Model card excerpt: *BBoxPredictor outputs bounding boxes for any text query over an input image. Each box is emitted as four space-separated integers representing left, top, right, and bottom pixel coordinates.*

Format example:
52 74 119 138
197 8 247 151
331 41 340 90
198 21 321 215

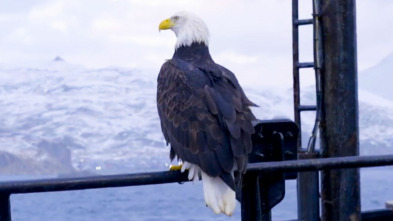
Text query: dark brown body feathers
157 43 256 190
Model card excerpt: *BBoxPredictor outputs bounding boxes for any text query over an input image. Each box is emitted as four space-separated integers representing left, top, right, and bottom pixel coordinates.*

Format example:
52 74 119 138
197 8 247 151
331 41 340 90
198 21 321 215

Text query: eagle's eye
172 16 180 22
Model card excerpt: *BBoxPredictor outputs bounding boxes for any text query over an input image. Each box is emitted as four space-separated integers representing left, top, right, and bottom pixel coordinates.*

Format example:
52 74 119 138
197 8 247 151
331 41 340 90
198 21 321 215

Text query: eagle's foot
169 164 183 171
169 162 200 181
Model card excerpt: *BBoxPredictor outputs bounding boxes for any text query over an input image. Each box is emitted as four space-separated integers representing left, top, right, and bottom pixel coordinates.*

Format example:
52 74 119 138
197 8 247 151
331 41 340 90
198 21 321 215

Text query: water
10 181 242 221
4 167 393 220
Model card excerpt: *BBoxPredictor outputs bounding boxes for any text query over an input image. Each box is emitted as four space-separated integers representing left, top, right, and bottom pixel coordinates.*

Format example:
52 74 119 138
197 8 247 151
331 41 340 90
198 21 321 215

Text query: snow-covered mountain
360 52 393 101
298 86 393 155
0 59 165 175
358 52 393 154
0 58 392 175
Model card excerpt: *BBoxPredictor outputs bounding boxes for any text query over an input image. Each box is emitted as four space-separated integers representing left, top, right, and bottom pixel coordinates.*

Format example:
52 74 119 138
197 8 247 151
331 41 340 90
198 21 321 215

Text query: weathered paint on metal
297 151 320 221
318 0 360 220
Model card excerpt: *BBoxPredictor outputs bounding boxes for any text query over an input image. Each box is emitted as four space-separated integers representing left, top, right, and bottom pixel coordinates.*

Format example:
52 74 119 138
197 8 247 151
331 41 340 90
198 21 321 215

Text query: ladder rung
294 19 313 26
297 62 314 68
298 105 317 111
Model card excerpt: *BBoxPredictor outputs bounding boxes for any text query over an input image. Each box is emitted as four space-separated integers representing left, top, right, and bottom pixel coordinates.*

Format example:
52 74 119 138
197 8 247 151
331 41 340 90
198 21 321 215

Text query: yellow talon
169 164 183 171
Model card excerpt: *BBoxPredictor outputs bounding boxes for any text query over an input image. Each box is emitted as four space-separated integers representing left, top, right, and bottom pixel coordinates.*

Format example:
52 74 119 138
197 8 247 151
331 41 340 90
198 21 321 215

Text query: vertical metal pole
297 152 320 221
0 194 11 221
242 175 270 221
292 0 301 150
319 1 360 221
241 176 262 221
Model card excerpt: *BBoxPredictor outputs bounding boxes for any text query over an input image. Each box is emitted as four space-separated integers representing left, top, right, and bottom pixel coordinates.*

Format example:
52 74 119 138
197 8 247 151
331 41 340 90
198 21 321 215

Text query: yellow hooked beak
159 18 175 31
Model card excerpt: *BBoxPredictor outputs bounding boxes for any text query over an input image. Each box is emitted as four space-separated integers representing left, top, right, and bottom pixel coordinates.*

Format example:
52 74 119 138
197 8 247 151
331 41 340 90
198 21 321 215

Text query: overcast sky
1 0 392 88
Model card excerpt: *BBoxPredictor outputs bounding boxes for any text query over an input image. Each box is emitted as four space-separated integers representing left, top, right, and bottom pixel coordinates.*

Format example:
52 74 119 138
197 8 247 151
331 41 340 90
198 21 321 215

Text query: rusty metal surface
297 151 320 221
318 0 360 220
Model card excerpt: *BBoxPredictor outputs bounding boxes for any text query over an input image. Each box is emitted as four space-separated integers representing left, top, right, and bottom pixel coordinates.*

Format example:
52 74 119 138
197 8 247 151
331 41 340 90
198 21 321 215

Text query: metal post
292 0 301 150
319 1 360 221
297 151 320 221
0 194 11 221
241 175 263 221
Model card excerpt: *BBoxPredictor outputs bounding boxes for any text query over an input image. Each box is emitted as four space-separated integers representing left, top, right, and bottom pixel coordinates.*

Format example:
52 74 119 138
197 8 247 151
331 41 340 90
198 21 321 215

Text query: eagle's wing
157 59 255 190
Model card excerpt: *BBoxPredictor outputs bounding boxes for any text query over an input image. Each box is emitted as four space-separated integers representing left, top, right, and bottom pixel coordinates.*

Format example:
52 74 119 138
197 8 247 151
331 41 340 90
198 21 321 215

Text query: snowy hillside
299 86 393 155
358 52 393 153
0 59 392 175
359 52 393 101
358 91 393 155
0 59 165 174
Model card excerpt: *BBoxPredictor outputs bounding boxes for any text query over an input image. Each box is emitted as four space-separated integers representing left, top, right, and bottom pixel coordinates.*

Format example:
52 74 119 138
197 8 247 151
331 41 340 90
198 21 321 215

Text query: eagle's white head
159 11 210 49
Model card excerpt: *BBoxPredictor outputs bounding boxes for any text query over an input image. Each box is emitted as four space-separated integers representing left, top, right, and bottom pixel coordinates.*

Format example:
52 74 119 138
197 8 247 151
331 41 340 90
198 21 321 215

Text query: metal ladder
292 0 323 152
292 0 323 220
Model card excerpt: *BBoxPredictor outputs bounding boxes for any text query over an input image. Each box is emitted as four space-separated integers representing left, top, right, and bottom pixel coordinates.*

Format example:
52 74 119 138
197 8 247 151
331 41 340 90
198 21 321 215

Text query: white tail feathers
180 162 236 216
201 171 236 216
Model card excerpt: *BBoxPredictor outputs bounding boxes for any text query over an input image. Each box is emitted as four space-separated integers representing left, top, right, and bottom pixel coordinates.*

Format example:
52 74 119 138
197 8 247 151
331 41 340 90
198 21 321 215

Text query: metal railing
1 154 393 220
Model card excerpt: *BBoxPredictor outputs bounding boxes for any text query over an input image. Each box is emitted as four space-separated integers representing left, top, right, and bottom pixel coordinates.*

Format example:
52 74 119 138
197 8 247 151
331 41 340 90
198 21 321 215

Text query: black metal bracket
240 119 298 221
0 194 11 221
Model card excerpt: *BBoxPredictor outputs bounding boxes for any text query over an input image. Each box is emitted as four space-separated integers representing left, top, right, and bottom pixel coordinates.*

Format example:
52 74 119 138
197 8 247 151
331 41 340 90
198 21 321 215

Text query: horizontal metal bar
0 155 393 195
362 209 393 221
294 19 313 26
297 62 314 68
247 154 393 173
298 105 317 111
285 209 393 221
0 170 189 194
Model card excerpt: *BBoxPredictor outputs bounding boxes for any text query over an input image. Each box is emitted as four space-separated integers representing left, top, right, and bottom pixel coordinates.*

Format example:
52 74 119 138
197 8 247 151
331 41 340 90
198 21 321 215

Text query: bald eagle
157 11 256 216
